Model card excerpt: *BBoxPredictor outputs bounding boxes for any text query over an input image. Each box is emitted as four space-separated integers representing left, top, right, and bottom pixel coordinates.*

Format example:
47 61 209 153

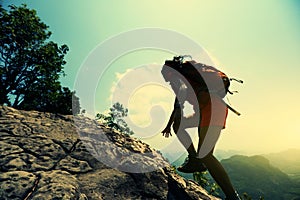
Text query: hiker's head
161 65 175 82
161 58 182 82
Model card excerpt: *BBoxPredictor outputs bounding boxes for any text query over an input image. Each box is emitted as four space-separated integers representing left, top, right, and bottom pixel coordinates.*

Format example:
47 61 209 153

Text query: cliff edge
0 106 219 200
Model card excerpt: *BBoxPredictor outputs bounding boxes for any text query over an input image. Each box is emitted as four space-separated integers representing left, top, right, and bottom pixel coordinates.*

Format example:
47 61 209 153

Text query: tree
96 102 134 135
0 4 80 114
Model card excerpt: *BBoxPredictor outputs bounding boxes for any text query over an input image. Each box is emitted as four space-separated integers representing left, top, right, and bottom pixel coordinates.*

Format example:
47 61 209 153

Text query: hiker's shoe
177 156 207 173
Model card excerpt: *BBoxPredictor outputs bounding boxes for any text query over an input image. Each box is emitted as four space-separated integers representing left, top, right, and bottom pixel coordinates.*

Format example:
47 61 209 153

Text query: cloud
108 63 175 136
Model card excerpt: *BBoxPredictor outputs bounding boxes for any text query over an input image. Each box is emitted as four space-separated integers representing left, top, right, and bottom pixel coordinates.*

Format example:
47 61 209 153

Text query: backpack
164 55 243 115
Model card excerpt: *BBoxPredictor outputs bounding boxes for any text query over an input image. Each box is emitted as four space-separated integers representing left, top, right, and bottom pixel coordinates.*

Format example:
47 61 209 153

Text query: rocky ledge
0 106 219 200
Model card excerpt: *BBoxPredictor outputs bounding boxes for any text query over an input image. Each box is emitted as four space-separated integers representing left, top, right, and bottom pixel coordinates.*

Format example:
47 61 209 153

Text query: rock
167 172 220 200
0 171 36 199
0 105 220 200
33 170 80 200
57 155 93 173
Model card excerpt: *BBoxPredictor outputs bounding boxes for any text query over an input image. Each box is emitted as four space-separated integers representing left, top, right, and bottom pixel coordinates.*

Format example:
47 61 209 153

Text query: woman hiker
161 60 241 200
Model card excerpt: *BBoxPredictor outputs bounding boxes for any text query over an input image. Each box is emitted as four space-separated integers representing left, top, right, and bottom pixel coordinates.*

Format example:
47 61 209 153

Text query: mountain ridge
221 154 300 200
262 148 300 177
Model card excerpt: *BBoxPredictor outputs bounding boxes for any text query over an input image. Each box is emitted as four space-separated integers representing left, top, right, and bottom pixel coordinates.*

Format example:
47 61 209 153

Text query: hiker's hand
162 126 172 138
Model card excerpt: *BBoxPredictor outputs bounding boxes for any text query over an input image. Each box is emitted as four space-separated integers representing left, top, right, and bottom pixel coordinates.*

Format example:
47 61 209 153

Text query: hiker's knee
198 152 213 163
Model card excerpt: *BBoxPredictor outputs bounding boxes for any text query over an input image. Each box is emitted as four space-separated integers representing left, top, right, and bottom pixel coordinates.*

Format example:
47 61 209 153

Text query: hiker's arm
162 98 181 137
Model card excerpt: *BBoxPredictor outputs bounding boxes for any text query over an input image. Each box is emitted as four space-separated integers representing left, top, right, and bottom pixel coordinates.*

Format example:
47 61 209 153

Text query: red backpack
164 55 243 115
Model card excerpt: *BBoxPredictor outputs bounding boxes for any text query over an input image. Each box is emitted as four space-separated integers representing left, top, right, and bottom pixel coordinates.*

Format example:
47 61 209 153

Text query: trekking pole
227 104 241 116
221 100 241 116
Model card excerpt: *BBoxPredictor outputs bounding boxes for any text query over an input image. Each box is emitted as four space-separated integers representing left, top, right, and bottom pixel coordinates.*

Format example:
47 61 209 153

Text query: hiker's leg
172 114 195 156
197 126 221 159
173 111 207 173
201 153 237 198
198 127 239 199
172 111 199 156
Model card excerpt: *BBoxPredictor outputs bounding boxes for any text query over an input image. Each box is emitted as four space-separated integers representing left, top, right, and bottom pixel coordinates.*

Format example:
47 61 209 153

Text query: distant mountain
263 149 300 179
171 150 300 199
221 155 300 200
214 149 246 160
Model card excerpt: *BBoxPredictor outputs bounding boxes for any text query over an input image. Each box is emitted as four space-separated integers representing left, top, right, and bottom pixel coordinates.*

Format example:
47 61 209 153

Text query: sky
3 0 300 158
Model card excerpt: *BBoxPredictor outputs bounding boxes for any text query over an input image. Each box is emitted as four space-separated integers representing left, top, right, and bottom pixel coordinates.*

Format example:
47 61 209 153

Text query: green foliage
0 4 80 114
96 102 134 135
193 171 220 196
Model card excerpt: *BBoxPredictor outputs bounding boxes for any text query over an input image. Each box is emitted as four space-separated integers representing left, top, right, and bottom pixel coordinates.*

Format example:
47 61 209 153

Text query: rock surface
0 106 219 200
